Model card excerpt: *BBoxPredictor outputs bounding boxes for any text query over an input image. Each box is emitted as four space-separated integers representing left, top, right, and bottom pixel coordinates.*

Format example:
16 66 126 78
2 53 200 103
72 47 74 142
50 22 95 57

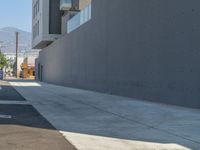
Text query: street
0 80 76 150
9 79 200 150
1 0 200 150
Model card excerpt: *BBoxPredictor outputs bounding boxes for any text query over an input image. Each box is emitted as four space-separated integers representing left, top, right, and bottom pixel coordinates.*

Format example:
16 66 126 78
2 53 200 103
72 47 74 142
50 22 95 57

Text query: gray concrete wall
38 0 200 108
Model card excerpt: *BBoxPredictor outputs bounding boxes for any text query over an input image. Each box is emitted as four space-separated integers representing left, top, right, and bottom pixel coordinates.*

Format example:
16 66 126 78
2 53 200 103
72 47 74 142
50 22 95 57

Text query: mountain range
0 27 32 53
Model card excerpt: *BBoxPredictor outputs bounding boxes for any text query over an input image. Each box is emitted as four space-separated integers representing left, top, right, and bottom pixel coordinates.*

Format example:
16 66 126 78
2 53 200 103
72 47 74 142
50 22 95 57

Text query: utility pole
0 41 3 53
15 32 19 78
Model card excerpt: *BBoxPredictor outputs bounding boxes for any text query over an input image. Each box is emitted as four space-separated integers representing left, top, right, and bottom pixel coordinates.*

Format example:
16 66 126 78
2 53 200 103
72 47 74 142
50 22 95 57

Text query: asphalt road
0 80 76 150
0 81 26 101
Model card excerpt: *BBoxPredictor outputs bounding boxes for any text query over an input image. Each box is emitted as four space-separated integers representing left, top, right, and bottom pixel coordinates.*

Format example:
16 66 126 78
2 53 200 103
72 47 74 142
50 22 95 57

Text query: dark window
49 0 62 34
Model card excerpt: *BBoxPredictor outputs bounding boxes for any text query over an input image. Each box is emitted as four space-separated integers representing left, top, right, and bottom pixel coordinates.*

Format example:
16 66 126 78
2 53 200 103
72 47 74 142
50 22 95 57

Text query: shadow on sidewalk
0 80 76 150
3 79 200 150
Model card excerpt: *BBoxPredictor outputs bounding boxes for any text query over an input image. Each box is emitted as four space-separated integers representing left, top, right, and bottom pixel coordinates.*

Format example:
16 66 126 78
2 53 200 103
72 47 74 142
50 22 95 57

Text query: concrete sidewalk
10 80 200 150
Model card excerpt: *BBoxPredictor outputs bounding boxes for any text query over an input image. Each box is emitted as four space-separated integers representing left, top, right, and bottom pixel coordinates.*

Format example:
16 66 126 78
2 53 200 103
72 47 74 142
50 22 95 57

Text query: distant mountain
0 27 32 53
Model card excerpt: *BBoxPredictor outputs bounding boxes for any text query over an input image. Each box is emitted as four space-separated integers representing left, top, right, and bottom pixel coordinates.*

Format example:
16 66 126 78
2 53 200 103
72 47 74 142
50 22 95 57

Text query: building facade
32 0 62 49
34 0 200 108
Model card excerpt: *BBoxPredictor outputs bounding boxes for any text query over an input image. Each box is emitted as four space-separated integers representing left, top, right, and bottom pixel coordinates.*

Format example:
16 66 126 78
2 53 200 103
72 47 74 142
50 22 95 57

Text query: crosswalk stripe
0 114 12 119
0 101 30 105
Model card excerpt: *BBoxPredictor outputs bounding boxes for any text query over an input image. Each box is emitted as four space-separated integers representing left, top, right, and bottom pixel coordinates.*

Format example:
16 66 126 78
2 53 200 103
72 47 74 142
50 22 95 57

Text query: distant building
3 50 39 78
21 56 36 79
34 0 200 108
4 52 24 76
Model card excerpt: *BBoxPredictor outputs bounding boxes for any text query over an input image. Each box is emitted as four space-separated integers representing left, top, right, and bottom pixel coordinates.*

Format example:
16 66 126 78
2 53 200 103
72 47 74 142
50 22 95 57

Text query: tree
0 52 8 70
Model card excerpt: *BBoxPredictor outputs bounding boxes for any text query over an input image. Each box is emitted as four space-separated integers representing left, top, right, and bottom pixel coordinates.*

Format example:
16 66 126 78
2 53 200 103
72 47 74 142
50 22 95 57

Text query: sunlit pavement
9 79 200 150
0 80 76 150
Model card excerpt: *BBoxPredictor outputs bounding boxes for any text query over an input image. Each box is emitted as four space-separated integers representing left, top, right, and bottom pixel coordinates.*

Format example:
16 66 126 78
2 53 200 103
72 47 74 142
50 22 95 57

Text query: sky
0 0 32 32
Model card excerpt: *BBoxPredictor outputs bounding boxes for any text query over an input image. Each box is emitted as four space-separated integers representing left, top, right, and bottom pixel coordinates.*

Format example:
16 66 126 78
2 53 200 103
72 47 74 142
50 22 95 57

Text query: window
33 0 39 19
33 21 39 39
37 0 39 12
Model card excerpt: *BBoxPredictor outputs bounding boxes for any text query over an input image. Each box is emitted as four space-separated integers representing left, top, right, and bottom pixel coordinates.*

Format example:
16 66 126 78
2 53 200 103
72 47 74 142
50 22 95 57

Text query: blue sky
0 0 32 32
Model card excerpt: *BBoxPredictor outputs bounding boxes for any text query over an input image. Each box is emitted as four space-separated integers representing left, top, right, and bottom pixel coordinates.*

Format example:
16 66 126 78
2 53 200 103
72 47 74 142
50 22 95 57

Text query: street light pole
15 32 19 78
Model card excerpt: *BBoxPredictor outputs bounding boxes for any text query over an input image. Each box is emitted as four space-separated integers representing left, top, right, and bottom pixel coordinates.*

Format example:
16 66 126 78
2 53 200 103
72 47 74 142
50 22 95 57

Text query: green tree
0 52 8 70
